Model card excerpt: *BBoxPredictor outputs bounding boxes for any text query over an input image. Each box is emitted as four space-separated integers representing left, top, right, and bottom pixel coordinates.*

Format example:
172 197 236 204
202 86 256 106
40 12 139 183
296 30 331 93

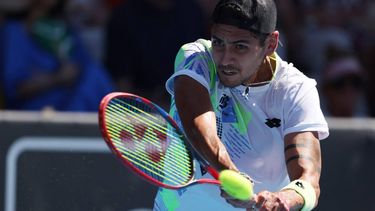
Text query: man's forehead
211 23 256 42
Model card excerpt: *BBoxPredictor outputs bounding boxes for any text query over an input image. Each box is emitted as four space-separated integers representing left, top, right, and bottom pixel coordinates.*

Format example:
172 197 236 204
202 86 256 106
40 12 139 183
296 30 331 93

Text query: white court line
4 137 109 211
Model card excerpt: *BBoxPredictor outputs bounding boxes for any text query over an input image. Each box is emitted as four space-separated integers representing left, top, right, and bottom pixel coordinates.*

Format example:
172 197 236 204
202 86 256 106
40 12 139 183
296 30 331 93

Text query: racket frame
99 92 220 189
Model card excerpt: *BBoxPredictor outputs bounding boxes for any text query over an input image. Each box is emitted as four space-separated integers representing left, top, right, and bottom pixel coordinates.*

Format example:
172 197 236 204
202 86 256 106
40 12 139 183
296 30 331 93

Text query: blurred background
0 0 374 210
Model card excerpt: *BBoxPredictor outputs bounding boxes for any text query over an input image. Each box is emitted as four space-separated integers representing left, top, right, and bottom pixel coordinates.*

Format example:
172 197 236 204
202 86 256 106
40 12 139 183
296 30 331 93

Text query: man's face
211 24 268 87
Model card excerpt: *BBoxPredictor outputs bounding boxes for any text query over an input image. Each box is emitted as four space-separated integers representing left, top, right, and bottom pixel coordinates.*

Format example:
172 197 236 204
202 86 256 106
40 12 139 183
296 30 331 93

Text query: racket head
99 92 197 189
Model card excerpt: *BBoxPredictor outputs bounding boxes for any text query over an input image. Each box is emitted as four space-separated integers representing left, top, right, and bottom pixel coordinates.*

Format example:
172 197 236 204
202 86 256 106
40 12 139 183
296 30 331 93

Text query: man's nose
219 49 234 66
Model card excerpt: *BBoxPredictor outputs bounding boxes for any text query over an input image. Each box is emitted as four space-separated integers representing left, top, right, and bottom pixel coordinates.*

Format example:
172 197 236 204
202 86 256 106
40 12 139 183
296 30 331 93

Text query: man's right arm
174 75 238 172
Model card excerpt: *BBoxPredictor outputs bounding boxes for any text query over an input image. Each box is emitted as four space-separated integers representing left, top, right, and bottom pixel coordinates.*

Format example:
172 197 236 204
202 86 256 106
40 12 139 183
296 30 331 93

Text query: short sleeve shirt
154 39 329 211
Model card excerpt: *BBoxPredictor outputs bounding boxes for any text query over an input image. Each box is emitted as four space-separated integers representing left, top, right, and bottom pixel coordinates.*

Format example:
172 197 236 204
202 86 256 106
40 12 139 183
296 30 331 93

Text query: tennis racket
98 92 221 189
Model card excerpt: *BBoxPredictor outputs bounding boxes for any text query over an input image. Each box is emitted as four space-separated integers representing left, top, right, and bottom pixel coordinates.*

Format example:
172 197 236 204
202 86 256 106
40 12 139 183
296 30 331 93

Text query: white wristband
281 179 316 211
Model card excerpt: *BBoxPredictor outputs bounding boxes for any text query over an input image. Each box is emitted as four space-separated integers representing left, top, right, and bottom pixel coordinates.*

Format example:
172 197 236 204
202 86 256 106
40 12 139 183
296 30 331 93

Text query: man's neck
245 56 274 87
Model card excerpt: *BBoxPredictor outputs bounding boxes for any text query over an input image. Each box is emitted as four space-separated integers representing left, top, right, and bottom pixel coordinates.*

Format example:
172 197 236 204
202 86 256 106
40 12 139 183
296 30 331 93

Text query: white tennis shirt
153 39 329 211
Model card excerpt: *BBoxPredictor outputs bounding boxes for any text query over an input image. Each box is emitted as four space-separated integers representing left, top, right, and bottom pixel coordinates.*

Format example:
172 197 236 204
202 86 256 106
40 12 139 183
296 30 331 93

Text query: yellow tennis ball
219 170 253 201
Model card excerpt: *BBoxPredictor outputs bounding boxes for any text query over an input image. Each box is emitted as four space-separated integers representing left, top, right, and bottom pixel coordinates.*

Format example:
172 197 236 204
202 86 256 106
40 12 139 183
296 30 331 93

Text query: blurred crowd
0 0 374 117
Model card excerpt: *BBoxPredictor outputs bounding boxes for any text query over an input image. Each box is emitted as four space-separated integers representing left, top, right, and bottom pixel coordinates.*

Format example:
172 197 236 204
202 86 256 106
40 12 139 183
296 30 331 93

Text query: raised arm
174 75 238 172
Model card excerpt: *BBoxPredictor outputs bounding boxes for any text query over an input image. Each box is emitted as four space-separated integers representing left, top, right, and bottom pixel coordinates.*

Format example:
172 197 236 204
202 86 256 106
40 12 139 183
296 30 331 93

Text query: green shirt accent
160 188 180 210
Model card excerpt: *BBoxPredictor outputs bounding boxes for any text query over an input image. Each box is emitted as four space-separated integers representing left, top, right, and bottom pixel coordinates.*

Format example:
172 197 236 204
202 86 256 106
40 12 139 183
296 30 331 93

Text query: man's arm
252 131 321 210
280 131 322 210
222 131 321 211
174 75 238 172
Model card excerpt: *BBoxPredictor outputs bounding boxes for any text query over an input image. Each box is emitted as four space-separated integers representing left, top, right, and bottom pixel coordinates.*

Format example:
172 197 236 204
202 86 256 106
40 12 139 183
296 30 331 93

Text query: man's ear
266 31 279 56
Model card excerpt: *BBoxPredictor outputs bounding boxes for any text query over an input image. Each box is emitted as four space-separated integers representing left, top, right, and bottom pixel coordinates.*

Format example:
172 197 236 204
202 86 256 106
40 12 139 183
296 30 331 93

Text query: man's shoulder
276 58 315 85
271 57 318 100
175 39 213 67
180 39 212 53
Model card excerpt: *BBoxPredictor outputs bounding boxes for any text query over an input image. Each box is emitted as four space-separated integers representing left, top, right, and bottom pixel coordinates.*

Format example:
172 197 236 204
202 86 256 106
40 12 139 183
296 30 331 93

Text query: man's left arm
281 131 322 210
222 131 322 211
251 131 321 211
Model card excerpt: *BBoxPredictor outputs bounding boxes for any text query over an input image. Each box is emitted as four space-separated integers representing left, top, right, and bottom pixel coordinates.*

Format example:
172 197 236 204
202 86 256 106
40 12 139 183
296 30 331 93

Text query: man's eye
235 44 248 50
212 39 223 47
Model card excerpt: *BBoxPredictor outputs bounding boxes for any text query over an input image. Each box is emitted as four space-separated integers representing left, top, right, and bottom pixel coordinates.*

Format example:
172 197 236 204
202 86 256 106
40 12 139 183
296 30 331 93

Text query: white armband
281 179 316 211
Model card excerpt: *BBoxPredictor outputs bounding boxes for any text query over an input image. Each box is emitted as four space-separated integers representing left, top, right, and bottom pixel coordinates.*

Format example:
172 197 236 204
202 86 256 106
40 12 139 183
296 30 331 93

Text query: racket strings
105 98 194 186
107 111 190 185
113 98 181 141
108 100 190 163
106 107 190 179
112 99 190 153
112 139 188 185
106 110 191 178
108 116 190 173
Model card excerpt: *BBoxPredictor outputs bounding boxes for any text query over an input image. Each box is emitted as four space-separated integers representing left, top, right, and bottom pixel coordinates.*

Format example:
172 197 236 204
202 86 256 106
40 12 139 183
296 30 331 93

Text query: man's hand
221 190 291 211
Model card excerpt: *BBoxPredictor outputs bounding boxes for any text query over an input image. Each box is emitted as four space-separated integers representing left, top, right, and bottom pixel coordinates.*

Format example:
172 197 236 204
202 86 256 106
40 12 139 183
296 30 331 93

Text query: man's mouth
220 69 237 75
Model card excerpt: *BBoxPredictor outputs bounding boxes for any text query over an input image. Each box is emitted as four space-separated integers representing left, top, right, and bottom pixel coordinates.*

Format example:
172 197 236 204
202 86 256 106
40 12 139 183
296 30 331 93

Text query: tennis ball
219 170 253 201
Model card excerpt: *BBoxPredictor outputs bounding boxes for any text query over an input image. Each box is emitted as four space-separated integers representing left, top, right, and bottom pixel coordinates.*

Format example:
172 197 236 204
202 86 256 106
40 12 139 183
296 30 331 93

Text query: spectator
0 14 4 109
298 5 353 80
0 0 29 13
195 0 219 37
105 0 126 9
65 0 109 62
105 0 206 110
320 48 368 117
355 1 375 117
277 0 369 79
0 0 30 109
1 0 114 111
361 44 375 117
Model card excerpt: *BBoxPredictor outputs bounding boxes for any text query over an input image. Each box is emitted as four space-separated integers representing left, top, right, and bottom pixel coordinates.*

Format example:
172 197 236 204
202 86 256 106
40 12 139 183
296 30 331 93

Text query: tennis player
154 0 329 210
